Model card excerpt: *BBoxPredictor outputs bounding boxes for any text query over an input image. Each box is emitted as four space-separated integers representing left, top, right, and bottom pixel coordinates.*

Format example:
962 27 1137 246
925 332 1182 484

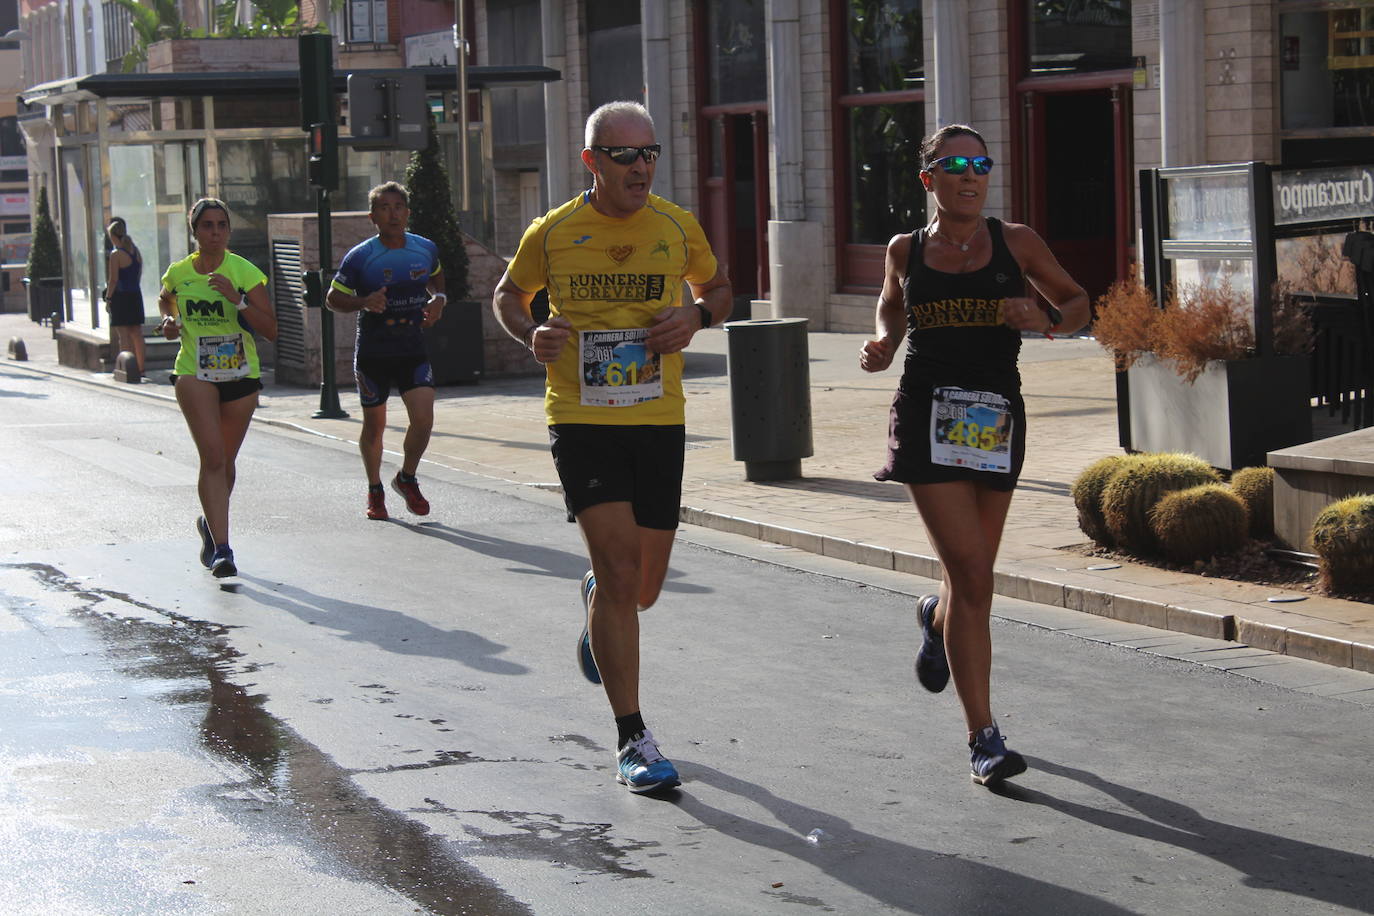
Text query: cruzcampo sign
1272 165 1374 226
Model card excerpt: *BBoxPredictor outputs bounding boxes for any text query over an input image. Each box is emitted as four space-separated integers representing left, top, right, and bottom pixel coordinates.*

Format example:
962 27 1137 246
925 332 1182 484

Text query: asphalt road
2 363 1373 915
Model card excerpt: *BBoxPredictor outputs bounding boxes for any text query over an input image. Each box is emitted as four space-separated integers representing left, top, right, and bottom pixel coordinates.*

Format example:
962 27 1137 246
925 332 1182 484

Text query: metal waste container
724 317 813 481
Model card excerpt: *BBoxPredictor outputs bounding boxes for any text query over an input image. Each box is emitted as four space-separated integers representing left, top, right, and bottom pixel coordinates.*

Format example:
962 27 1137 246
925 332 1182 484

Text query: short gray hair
584 101 654 149
368 181 408 211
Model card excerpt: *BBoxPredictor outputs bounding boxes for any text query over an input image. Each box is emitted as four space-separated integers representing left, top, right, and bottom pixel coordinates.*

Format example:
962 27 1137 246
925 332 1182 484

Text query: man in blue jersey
327 181 447 520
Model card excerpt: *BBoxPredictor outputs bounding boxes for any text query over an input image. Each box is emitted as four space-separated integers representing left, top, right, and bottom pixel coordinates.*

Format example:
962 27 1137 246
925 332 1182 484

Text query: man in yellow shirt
494 100 731 794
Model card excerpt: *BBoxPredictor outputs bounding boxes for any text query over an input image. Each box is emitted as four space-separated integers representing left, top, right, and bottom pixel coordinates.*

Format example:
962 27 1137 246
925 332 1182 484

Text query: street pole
454 0 469 211
300 33 347 420
313 184 346 419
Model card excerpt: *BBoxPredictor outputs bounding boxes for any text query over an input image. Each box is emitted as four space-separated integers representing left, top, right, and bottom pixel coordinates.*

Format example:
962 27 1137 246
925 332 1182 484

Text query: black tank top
901 217 1023 388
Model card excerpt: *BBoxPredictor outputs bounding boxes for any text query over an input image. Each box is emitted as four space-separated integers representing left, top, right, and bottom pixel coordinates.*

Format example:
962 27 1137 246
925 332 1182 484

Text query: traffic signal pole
300 34 347 420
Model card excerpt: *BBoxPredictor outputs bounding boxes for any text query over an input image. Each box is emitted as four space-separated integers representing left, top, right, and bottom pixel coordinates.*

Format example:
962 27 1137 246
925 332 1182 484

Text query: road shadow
998 757 1374 914
400 523 711 596
670 760 1134 914
234 575 529 675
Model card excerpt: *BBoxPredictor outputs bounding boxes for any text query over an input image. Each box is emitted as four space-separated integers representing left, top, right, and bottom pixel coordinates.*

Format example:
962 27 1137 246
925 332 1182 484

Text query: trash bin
724 317 813 481
423 298 484 384
23 276 62 324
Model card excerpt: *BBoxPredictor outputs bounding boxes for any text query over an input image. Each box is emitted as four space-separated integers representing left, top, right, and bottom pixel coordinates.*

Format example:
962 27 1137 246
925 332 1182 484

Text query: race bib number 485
929 386 1014 473
579 328 663 407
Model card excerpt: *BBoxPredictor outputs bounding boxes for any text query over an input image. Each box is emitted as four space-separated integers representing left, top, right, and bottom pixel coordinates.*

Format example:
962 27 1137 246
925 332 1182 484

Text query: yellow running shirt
161 251 268 381
506 191 719 426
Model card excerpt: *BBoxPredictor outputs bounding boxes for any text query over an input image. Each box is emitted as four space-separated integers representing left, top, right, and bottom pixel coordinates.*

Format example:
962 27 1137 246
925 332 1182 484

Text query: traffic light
299 34 334 131
307 122 338 190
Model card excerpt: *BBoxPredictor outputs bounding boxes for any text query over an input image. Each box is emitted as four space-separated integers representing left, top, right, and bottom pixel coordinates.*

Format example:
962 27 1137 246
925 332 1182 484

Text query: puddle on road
11 562 546 915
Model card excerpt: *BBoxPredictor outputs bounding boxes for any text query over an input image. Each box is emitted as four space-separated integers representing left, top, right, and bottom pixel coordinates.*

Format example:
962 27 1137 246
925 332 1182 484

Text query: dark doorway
1026 89 1121 309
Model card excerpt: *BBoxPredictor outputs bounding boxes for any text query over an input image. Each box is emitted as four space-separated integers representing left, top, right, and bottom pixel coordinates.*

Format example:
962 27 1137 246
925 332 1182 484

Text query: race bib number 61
579 328 663 407
929 386 1014 473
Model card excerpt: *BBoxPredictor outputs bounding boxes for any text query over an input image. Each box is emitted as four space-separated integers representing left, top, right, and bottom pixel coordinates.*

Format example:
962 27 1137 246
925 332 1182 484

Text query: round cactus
1072 454 1142 546
1229 466 1275 540
1149 484 1250 564
1311 495 1374 593
1101 453 1221 555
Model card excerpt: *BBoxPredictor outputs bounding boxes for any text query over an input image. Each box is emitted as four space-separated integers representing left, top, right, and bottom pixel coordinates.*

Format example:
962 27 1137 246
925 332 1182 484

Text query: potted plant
1094 272 1313 470
24 185 63 325
405 112 481 385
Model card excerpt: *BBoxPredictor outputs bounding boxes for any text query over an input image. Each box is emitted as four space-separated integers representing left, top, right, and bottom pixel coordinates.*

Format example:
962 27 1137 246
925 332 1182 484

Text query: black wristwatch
695 301 713 329
1044 303 1063 331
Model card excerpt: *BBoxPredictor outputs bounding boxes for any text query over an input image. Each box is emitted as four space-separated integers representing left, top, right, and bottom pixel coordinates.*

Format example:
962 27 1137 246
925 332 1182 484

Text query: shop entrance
1022 87 1131 310
700 109 769 312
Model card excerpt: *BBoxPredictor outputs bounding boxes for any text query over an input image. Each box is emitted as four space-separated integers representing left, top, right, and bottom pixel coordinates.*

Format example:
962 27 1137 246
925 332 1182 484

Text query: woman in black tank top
860 125 1090 787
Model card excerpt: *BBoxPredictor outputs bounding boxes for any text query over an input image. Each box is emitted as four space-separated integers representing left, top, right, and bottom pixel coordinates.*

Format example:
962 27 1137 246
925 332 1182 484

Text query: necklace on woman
930 219 984 252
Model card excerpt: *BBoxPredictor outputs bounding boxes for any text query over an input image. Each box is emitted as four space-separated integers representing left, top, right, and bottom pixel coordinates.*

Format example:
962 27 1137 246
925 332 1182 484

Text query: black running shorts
355 355 435 408
549 423 685 530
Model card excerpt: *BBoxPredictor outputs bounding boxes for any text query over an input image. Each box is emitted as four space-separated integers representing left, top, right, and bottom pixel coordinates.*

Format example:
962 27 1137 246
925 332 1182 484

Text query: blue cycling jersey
332 232 443 359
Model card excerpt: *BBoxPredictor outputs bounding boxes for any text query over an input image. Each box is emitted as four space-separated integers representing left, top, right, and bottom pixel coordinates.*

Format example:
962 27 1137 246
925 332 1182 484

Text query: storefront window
837 0 924 253
586 0 643 110
109 142 201 310
1281 8 1374 129
847 0 923 92
707 0 767 105
218 138 313 272
849 103 926 245
1026 0 1132 75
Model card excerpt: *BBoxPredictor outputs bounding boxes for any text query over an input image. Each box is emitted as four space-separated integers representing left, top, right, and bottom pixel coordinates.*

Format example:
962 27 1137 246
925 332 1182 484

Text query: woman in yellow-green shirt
158 198 278 578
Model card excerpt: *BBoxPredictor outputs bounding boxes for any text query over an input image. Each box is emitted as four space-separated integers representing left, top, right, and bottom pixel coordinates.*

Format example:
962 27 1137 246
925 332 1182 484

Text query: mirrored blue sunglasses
928 155 994 175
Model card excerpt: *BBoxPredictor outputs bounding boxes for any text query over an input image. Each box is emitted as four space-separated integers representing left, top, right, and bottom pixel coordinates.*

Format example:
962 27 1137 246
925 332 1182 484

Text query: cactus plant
1229 466 1275 540
1149 484 1250 564
1100 453 1221 555
1310 495 1374 593
1072 454 1142 546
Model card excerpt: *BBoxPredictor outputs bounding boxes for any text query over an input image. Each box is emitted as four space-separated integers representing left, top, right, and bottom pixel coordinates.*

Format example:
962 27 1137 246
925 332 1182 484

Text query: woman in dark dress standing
104 217 146 373
861 125 1090 786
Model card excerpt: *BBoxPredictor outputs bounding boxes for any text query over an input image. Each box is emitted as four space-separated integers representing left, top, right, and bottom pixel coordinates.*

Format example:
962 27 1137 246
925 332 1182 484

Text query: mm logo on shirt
183 299 225 318
567 273 666 302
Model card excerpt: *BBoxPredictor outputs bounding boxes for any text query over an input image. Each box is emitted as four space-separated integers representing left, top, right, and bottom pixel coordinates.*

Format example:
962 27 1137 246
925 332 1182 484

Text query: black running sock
616 712 647 749
368 483 384 493
397 471 417 484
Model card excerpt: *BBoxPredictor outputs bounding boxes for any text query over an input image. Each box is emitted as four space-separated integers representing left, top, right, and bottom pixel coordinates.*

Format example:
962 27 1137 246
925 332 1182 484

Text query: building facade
485 0 1372 331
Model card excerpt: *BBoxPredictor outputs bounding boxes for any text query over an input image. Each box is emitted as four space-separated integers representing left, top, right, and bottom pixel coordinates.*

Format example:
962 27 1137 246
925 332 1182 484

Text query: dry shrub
1156 281 1255 383
1092 270 1159 370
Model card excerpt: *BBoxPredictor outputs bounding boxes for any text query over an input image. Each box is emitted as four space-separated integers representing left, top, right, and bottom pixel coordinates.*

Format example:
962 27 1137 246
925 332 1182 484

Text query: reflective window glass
707 0 767 105
847 0 923 93
1281 9 1374 129
849 102 926 245
1026 0 1132 75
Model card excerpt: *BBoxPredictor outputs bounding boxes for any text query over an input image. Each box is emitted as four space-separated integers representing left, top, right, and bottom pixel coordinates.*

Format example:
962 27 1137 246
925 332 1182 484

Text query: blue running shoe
969 723 1026 786
210 546 237 579
195 516 214 569
577 570 601 684
616 729 681 794
914 594 949 693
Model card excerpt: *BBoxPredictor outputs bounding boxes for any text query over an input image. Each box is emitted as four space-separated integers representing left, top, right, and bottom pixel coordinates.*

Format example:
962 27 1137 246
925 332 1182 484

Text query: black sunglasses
926 154 994 175
591 144 662 165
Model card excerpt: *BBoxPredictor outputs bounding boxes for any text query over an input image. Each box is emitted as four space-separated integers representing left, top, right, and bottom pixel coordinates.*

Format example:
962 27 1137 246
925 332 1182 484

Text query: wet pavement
3 315 1374 913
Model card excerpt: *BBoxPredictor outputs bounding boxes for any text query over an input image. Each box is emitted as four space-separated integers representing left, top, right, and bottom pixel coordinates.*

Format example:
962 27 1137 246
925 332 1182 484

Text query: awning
21 65 560 107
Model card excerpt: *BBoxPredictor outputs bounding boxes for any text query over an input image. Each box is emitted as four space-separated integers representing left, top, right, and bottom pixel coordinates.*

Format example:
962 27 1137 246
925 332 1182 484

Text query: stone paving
4 310 1371 673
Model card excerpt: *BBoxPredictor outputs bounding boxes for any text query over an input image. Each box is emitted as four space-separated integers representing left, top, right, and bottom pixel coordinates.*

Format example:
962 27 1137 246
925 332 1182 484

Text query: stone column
1159 0 1204 167
931 0 970 127
541 0 570 207
764 0 823 323
643 0 674 202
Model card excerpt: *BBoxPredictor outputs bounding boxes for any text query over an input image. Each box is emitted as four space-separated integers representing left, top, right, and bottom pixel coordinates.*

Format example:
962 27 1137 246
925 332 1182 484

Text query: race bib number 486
579 328 663 407
929 386 1014 473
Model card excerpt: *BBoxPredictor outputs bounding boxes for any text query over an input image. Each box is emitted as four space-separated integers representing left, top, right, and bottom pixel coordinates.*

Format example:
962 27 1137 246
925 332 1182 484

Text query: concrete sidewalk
4 310 1371 673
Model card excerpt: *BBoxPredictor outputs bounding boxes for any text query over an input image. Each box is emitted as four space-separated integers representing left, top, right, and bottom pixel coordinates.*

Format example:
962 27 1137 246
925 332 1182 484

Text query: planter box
1123 354 1312 470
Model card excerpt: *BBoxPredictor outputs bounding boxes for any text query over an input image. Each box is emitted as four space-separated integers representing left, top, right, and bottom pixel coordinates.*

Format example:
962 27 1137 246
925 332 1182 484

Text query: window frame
829 0 926 292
